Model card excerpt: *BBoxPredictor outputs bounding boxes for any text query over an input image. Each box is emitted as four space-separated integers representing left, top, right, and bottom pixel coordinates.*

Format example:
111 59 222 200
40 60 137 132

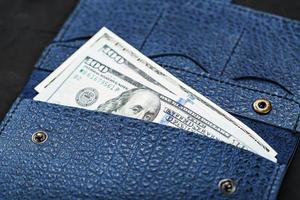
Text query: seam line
220 28 245 76
0 97 23 134
266 166 281 200
139 9 164 50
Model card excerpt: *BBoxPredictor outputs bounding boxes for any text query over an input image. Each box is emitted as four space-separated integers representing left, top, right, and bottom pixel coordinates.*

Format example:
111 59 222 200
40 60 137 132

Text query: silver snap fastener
32 131 48 144
253 98 272 114
219 179 236 195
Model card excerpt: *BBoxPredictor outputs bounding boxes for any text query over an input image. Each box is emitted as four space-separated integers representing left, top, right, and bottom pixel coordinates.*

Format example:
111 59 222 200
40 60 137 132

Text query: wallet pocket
0 99 285 199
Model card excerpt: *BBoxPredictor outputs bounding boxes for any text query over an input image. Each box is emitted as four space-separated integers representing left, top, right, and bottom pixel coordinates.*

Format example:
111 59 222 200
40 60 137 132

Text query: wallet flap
0 99 285 199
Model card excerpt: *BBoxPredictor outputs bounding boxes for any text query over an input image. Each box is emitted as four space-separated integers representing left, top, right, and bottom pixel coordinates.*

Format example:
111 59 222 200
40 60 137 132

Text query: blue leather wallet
0 0 299 199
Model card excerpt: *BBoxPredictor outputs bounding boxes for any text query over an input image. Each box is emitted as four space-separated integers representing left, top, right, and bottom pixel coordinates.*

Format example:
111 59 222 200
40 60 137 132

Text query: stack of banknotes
34 27 277 162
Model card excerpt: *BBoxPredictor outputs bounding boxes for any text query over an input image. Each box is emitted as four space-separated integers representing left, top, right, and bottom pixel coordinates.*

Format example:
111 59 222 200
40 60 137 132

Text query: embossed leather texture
0 99 285 199
0 0 299 199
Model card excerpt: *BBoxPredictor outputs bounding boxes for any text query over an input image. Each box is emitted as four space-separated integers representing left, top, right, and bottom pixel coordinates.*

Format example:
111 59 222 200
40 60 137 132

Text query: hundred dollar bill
97 30 278 159
34 27 277 162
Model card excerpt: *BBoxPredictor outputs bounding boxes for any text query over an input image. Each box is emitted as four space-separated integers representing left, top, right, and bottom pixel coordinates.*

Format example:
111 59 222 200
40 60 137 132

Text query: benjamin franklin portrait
97 88 161 121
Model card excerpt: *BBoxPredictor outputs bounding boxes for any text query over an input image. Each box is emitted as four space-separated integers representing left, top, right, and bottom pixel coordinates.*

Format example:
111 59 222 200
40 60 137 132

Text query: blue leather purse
1 0 299 199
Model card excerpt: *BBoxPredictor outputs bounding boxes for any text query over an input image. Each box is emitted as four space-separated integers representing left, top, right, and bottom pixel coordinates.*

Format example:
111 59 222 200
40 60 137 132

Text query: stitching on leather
266 165 281 200
139 8 164 51
36 46 53 69
220 28 245 76
53 43 80 49
36 42 77 69
161 64 300 106
0 97 22 134
53 36 92 44
35 67 55 73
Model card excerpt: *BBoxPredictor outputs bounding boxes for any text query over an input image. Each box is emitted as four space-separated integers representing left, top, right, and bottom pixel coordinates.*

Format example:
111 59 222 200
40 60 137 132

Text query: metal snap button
219 179 236 195
252 98 272 114
32 131 48 144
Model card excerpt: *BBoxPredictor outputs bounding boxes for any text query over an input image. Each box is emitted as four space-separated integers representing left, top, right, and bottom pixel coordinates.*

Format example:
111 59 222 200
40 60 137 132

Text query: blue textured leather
0 0 300 199
192 1 300 99
0 99 285 199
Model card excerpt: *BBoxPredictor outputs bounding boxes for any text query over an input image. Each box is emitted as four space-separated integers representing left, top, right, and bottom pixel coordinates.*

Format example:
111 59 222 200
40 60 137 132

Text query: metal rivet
219 179 236 195
32 131 48 144
253 98 272 114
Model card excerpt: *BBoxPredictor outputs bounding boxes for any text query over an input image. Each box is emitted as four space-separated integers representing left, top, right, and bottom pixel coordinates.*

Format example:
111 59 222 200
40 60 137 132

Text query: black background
0 0 299 199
